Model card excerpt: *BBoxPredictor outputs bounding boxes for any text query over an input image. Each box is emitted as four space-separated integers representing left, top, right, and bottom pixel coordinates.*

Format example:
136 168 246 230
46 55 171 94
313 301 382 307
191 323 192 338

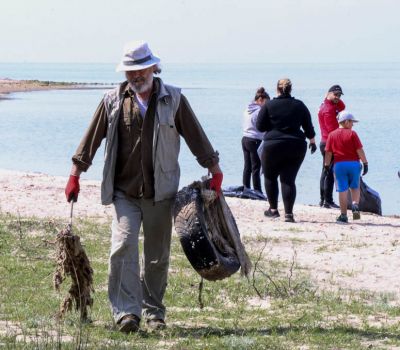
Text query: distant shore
0 78 113 98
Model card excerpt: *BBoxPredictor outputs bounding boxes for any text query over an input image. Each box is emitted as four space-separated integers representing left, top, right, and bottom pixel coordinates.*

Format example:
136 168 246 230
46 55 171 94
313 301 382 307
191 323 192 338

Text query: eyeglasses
333 92 342 97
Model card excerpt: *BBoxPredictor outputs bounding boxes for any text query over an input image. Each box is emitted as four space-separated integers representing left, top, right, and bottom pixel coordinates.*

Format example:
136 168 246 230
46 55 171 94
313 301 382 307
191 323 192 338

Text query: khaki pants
108 191 173 323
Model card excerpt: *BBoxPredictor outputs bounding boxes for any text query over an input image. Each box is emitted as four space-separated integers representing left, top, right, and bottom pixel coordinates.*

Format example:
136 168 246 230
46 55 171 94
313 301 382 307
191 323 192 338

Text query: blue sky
0 0 399 63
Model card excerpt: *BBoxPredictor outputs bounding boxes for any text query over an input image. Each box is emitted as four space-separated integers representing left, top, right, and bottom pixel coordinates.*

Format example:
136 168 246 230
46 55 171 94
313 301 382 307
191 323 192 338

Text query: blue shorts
334 161 361 192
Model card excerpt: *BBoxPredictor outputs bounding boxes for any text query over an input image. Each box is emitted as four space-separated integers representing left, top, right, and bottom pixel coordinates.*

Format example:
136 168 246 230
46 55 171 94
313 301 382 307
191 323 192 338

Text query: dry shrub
53 224 94 321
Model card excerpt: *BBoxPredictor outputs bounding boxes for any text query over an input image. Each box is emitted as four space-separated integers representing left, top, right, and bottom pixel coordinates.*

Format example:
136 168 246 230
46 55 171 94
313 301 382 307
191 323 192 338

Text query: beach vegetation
0 213 399 349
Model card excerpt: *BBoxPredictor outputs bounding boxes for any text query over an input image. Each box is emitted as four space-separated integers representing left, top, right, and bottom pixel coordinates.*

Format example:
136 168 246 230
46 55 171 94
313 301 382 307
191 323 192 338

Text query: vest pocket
157 118 179 172
156 164 180 199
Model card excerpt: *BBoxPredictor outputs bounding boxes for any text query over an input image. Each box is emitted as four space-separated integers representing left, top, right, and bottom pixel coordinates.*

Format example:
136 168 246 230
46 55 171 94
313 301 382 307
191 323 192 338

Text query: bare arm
70 163 83 177
208 163 222 175
324 151 333 166
356 148 367 163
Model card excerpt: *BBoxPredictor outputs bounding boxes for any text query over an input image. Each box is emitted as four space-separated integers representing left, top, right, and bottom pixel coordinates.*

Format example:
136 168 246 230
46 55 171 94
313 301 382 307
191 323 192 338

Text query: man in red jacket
318 85 345 208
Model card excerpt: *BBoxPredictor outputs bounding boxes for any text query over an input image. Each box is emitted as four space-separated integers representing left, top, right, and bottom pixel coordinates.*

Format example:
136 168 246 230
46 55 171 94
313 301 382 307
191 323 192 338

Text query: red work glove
65 175 80 202
209 172 223 195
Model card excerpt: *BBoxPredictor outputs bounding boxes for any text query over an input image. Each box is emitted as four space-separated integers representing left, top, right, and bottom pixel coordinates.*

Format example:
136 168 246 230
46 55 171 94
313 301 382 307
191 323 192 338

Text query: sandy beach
1 168 399 302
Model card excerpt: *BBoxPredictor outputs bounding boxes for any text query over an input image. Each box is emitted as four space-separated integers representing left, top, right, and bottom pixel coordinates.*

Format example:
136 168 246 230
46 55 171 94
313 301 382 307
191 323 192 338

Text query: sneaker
284 214 295 223
147 318 166 331
336 214 348 224
264 208 280 218
118 314 140 333
352 204 361 220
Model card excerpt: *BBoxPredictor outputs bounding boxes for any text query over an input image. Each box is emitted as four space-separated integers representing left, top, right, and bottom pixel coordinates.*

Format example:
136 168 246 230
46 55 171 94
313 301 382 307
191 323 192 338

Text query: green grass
0 213 399 349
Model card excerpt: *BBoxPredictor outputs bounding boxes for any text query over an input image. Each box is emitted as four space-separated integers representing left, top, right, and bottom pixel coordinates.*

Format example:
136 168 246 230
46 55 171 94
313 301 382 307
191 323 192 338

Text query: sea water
0 62 399 214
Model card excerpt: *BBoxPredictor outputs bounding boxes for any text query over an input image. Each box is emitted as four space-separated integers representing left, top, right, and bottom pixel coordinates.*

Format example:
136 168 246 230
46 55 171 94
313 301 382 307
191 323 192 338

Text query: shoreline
0 168 399 299
0 78 114 99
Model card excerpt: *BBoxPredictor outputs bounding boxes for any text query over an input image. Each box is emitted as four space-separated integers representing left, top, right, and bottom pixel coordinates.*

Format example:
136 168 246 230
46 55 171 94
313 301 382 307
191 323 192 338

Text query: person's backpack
347 177 382 215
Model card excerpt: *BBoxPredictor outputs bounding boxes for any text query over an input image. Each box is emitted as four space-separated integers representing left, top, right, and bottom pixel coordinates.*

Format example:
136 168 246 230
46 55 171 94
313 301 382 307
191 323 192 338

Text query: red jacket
318 99 345 143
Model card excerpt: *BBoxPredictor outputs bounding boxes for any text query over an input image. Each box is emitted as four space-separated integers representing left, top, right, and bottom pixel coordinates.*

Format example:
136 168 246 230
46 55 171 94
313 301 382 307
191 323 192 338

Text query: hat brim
339 118 359 123
116 56 160 72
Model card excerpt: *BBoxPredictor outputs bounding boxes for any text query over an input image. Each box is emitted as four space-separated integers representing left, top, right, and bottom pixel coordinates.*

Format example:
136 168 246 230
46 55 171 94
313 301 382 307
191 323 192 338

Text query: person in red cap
318 85 345 208
64 40 222 333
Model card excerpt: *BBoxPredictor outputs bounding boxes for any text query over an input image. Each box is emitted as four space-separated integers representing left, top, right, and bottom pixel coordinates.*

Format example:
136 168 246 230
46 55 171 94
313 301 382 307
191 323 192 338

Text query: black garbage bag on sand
347 177 382 215
222 185 267 201
174 180 251 281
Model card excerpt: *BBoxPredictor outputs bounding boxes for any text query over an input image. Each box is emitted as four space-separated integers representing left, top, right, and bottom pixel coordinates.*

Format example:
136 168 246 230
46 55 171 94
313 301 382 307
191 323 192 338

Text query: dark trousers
261 140 306 214
241 136 262 192
319 143 334 203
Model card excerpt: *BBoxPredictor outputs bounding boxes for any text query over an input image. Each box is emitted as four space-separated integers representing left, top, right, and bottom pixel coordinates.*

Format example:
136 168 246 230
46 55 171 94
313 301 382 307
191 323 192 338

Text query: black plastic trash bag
174 180 251 281
347 177 382 215
222 185 267 201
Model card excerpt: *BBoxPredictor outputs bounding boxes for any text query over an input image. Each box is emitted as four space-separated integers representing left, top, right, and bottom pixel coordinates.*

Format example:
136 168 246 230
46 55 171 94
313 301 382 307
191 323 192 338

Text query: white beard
128 74 153 94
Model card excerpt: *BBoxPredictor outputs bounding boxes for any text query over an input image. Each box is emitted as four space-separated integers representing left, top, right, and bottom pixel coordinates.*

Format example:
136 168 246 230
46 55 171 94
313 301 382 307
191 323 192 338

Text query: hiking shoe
264 208 280 218
147 318 166 331
352 204 361 220
118 314 140 333
336 214 348 224
284 214 295 223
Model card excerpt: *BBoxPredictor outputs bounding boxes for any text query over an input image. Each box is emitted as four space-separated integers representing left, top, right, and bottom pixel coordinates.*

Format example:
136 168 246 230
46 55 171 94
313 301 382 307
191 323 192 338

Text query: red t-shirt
325 128 363 163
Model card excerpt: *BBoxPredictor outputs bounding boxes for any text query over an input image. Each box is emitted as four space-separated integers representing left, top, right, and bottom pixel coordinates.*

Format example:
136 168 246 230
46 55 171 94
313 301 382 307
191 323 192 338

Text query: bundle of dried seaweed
53 223 94 321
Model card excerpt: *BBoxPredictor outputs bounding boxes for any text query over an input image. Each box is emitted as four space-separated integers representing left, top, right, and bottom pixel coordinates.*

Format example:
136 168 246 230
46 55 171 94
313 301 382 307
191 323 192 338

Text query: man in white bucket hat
65 40 223 333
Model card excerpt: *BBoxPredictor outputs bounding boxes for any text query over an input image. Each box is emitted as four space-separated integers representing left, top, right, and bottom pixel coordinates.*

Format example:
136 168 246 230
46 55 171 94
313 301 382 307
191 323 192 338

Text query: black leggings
261 140 307 214
241 136 262 192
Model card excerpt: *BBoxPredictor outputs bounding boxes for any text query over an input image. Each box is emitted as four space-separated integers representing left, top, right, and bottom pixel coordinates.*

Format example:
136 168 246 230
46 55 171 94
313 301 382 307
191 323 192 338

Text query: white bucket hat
116 41 160 72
